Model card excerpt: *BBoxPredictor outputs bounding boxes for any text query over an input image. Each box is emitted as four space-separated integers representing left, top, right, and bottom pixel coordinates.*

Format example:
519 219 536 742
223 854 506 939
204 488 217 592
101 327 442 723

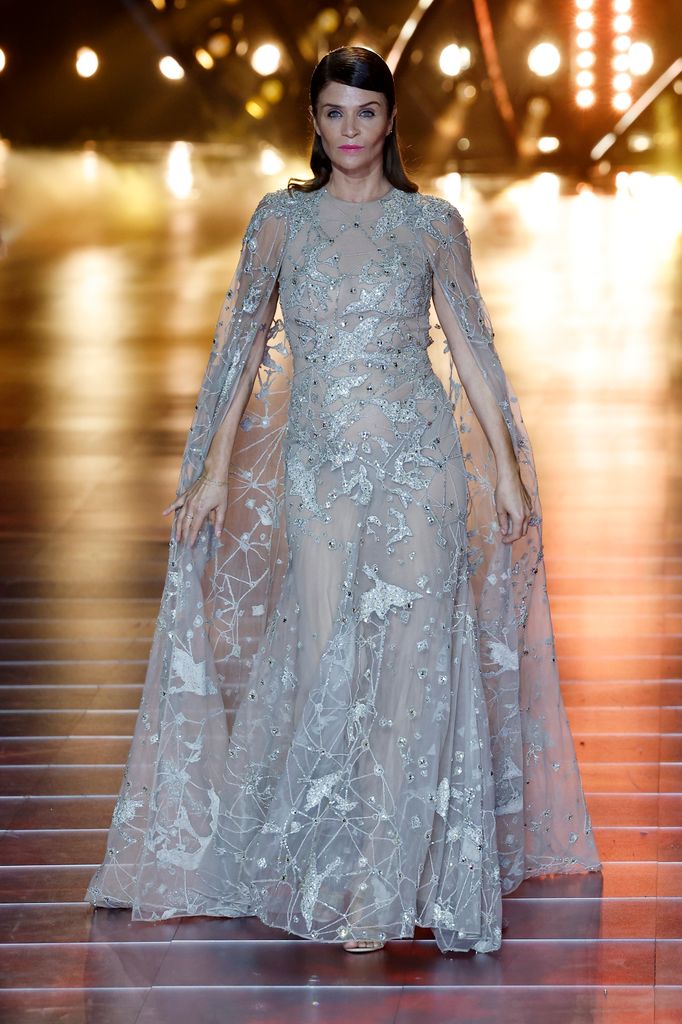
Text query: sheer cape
85 185 601 925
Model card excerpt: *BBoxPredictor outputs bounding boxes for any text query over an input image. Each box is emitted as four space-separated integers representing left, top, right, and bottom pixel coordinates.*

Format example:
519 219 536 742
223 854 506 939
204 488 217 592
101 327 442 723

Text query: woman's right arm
163 281 280 547
203 281 280 481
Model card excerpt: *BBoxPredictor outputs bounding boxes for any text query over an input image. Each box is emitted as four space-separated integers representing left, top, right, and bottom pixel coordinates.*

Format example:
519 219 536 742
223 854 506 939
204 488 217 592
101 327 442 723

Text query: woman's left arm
432 275 515 471
428 204 533 544
433 278 531 544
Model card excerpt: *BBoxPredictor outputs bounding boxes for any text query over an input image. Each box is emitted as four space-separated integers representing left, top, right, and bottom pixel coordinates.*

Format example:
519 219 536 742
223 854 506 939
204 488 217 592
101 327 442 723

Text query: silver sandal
343 939 386 953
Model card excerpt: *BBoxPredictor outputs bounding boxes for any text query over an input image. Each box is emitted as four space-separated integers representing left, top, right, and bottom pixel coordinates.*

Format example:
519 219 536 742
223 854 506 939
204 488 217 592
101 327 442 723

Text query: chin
334 159 367 172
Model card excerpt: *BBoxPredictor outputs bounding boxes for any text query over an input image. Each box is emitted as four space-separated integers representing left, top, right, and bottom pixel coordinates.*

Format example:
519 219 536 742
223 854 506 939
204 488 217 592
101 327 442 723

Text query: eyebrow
320 101 381 108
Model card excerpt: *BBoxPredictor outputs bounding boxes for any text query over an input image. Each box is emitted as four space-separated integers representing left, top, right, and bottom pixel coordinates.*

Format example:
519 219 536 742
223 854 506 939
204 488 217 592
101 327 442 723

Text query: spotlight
159 56 185 80
251 43 281 76
75 47 98 78
628 42 653 75
439 44 469 77
528 42 561 77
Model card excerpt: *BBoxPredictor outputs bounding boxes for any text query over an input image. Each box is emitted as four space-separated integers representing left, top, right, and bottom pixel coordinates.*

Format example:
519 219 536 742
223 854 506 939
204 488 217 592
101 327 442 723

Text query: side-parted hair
288 45 419 195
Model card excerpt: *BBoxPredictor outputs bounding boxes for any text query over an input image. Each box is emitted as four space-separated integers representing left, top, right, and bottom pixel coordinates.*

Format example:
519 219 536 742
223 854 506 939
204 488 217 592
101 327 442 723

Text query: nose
342 119 359 138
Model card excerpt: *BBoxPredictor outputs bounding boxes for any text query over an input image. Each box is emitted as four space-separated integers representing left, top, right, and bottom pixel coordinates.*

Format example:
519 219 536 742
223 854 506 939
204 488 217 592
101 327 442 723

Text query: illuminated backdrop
0 0 680 175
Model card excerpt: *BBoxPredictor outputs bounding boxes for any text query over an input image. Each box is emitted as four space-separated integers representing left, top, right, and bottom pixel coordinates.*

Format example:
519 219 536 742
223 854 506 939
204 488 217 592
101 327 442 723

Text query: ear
308 104 320 136
387 106 397 135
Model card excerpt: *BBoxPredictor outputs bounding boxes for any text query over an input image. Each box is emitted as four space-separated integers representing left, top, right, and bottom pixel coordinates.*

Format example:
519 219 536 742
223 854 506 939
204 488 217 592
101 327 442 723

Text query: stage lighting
613 91 631 110
195 49 215 70
528 42 561 77
159 56 185 80
76 47 98 78
245 98 267 119
439 44 470 77
628 42 653 75
259 147 285 175
613 72 632 91
251 44 281 76
613 14 632 32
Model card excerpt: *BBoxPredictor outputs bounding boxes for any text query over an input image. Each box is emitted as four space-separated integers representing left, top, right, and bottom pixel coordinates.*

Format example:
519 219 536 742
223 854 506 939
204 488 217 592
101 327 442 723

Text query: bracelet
200 470 228 486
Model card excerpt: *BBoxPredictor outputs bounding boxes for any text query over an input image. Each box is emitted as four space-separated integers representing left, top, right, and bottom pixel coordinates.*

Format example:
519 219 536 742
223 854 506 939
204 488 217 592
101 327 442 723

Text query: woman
86 46 602 955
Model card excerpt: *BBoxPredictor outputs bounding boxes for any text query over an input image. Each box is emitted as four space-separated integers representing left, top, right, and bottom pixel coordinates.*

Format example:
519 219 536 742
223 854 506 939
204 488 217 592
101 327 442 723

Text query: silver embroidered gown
85 184 602 954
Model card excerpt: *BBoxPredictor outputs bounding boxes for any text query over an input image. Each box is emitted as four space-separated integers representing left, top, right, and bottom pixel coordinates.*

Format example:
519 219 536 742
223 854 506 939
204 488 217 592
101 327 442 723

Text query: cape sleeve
176 189 289 498
422 200 531 476
83 190 291 916
419 198 602 886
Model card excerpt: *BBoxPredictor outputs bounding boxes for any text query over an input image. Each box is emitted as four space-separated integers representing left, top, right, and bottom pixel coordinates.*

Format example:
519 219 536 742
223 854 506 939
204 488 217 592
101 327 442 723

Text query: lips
339 145 363 150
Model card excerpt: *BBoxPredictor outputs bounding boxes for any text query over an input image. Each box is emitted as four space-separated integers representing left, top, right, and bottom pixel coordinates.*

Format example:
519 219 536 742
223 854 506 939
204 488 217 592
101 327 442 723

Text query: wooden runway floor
0 151 680 1022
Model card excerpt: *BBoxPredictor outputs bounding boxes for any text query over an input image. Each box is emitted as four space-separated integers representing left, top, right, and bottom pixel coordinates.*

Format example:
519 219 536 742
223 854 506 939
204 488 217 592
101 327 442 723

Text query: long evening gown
85 183 602 954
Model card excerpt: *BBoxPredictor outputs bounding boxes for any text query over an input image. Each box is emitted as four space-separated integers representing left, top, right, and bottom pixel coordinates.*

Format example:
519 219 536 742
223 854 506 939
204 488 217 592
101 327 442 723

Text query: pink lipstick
339 145 363 150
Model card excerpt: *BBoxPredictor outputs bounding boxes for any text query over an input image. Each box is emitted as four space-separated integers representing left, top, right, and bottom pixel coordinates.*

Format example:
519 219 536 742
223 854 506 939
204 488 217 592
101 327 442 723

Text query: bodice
278 187 434 374
275 188 446 454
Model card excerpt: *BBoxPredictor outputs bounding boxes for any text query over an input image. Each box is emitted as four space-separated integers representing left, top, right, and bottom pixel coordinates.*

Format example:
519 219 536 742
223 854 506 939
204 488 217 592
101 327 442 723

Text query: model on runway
85 44 602 955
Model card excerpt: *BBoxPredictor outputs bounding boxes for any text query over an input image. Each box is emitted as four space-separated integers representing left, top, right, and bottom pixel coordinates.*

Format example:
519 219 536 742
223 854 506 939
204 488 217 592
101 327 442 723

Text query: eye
360 109 376 117
326 109 341 118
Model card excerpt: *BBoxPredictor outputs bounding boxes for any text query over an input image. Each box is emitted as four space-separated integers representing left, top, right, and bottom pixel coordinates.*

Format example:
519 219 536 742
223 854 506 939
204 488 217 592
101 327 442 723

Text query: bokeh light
245 98 267 119
165 141 193 199
629 41 654 75
438 44 470 77
75 47 98 78
251 43 281 76
259 147 285 175
613 91 632 110
576 88 596 107
528 42 561 77
194 48 214 70
613 13 633 32
159 56 185 80
261 78 284 104
207 33 230 58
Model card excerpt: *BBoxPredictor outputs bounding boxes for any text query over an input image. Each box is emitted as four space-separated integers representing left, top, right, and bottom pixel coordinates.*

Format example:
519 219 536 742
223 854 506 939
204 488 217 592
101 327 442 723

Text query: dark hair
288 46 419 195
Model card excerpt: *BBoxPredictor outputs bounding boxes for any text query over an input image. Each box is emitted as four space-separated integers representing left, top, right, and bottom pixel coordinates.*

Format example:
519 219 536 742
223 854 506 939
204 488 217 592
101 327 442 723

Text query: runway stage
0 148 680 1022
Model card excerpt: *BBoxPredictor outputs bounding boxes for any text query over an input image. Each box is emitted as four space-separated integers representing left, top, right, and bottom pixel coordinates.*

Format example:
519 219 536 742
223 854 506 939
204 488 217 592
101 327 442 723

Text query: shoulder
405 190 464 233
247 187 292 223
254 186 313 216
244 187 311 238
388 190 464 242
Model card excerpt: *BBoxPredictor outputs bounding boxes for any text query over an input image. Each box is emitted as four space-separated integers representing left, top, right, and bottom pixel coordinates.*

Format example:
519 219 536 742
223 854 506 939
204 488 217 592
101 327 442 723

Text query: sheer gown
85 184 602 954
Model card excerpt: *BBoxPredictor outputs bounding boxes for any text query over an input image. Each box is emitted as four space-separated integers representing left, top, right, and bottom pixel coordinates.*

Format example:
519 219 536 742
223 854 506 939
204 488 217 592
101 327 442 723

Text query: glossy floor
0 148 680 1023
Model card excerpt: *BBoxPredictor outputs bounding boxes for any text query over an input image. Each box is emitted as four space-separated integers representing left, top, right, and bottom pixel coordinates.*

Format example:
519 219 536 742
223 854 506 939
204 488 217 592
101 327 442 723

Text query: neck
325 165 391 199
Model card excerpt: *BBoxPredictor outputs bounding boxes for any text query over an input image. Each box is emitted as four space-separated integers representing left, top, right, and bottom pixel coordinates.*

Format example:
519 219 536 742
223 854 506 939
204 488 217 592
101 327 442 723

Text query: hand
494 464 533 545
162 470 229 547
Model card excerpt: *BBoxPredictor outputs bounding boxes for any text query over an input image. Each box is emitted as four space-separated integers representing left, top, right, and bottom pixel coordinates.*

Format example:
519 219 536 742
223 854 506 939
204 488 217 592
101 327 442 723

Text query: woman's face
310 81 396 178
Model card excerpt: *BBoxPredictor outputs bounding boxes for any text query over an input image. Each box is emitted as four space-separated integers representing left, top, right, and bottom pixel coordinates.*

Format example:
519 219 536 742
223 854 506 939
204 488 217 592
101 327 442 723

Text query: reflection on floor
0 149 680 1023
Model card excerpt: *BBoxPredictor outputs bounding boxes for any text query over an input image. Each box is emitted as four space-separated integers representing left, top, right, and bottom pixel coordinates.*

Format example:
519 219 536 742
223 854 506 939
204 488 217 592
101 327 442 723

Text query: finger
178 508 193 546
189 514 205 548
162 496 185 517
171 508 182 543
214 499 228 538
182 504 201 546
502 513 520 543
512 513 525 541
184 509 198 545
